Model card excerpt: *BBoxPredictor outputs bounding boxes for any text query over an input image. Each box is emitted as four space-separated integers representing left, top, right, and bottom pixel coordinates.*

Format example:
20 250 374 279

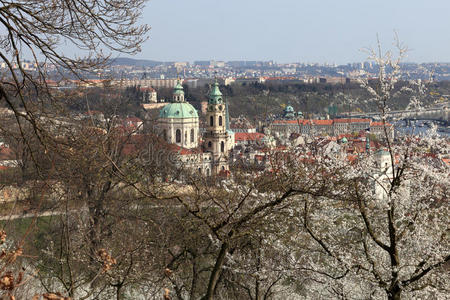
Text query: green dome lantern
172 78 185 102
160 78 199 118
209 81 223 104
174 80 184 95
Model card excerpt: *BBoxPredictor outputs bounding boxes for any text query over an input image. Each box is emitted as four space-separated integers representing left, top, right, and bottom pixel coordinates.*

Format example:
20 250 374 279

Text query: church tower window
221 141 224 153
190 129 194 143
210 116 214 126
176 129 181 143
219 116 223 126
208 141 212 148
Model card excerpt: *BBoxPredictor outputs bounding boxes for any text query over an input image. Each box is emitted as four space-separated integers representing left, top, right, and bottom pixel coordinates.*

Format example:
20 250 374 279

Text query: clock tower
204 80 230 174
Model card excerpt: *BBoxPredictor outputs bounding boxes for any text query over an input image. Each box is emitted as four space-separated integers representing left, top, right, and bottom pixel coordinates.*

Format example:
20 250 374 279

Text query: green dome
341 137 348 143
159 102 198 119
209 81 223 104
285 105 294 113
283 104 296 119
375 149 390 156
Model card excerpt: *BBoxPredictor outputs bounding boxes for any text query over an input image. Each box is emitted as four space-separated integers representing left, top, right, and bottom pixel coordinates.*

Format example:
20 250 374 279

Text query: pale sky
124 0 450 63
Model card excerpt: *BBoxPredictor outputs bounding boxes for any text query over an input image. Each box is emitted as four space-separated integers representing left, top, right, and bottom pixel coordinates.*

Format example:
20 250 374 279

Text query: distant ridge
109 57 169 67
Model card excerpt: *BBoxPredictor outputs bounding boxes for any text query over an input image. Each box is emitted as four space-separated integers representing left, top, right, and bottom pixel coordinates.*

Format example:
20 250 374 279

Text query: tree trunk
116 284 122 300
202 241 229 300
388 285 402 300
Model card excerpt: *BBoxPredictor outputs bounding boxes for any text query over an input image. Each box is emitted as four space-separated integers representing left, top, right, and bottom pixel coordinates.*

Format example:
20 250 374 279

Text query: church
158 79 234 176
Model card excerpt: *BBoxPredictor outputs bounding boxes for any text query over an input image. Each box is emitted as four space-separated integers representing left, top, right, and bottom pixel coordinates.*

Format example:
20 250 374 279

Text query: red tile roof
272 119 394 129
370 121 392 127
334 118 370 123
140 87 156 92
125 117 143 123
272 120 310 125
347 154 357 163
165 143 204 155
235 132 265 142
311 120 333 125
337 133 353 139
0 147 15 161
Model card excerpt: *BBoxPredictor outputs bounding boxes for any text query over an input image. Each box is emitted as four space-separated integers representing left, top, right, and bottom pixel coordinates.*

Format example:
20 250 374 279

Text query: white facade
157 80 233 176
159 118 199 149
373 150 393 201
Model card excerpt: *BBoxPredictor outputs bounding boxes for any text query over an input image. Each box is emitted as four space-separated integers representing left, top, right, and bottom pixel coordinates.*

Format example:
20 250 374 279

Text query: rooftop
235 132 265 141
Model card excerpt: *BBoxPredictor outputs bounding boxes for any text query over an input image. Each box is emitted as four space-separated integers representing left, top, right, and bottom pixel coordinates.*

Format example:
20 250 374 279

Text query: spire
225 98 231 131
208 79 223 104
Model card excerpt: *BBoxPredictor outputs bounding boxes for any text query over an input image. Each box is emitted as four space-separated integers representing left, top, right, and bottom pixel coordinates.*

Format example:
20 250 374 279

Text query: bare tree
0 0 149 156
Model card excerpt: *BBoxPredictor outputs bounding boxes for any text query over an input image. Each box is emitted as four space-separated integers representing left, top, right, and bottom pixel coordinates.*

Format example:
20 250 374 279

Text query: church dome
159 102 199 119
285 105 294 113
283 104 295 119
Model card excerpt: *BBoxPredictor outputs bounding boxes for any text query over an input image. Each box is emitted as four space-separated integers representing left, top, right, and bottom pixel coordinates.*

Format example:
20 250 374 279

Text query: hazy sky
128 0 450 63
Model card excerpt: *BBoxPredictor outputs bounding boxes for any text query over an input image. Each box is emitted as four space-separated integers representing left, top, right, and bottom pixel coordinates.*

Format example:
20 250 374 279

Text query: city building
141 87 157 103
270 107 394 139
234 132 265 146
230 117 256 133
157 80 233 176
158 80 200 149
203 81 233 174
115 78 179 89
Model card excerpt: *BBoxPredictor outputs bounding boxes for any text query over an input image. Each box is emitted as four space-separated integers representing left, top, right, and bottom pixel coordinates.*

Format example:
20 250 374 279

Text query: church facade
158 81 200 149
158 79 233 176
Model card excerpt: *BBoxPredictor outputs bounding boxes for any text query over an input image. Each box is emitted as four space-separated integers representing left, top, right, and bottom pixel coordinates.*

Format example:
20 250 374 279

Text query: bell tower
204 80 229 174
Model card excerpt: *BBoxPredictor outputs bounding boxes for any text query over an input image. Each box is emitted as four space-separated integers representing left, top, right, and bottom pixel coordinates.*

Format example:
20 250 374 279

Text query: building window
219 116 223 126
221 141 224 153
210 116 214 126
208 141 212 148
176 129 181 143
191 129 194 143
163 129 167 141
222 166 225 171
185 131 187 144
